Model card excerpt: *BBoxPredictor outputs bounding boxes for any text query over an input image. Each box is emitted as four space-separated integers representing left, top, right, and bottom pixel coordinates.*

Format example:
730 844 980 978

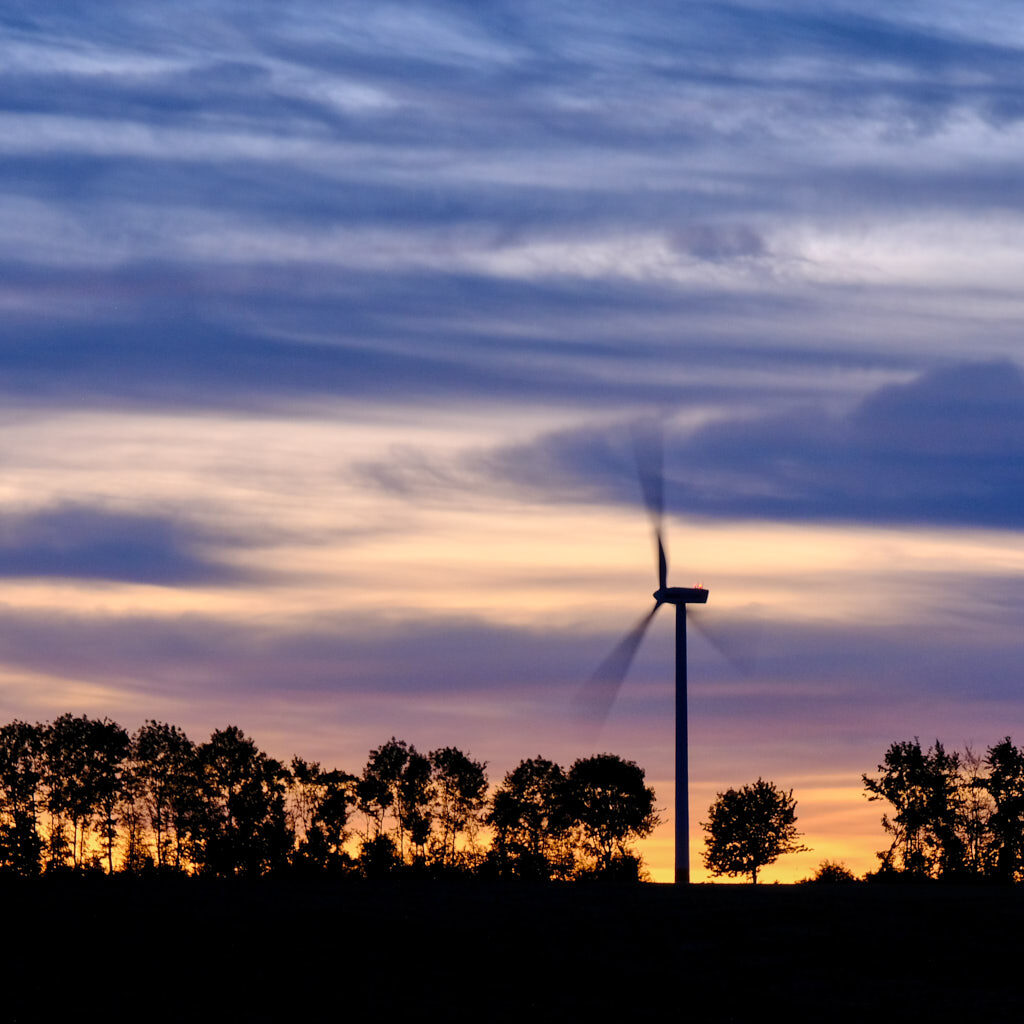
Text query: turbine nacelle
654 586 709 606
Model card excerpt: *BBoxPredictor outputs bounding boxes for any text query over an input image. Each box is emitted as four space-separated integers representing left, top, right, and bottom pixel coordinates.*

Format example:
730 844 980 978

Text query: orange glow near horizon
0 407 1021 884
639 779 884 884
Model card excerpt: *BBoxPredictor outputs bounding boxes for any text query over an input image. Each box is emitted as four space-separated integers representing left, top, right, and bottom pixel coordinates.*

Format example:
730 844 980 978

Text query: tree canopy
488 756 573 879
0 715 658 882
862 737 966 878
863 736 1024 882
702 778 808 883
565 753 659 879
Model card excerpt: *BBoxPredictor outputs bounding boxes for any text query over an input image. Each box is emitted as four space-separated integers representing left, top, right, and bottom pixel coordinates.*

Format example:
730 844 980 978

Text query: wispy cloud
359 362 1024 529
3 2 1024 403
0 504 249 584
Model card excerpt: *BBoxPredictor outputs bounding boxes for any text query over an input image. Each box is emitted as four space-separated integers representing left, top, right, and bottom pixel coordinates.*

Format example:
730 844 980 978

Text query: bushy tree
806 860 857 884
359 834 400 877
702 778 808 883
862 738 966 878
188 726 292 877
565 754 659 879
487 757 573 879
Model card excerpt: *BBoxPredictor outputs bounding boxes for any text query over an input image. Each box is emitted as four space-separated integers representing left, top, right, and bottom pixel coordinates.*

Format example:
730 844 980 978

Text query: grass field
4 878 1022 1022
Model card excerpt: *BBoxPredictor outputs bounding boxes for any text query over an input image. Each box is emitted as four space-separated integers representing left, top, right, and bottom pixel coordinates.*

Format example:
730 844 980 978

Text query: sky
3 0 1024 882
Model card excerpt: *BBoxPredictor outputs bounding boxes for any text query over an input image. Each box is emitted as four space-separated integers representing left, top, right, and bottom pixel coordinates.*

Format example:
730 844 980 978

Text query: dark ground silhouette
3 878 1022 1022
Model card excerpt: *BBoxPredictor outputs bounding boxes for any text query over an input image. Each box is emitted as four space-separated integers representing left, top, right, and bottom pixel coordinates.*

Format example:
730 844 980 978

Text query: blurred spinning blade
574 604 660 729
688 607 762 675
574 417 758 732
632 418 667 591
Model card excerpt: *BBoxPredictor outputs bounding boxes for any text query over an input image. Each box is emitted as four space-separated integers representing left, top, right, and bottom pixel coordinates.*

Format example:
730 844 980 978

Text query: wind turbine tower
660 579 707 885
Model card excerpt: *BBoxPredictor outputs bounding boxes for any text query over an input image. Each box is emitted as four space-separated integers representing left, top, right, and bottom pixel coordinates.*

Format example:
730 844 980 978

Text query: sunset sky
3 1 1024 881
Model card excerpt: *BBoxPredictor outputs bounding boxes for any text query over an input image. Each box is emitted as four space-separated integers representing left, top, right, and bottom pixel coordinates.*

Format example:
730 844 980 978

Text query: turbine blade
574 604 660 728
631 419 664 530
688 608 762 675
631 418 669 589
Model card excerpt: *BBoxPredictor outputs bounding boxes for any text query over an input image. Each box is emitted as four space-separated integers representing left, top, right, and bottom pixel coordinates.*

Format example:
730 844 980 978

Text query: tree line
863 736 1024 881
696 736 1024 886
0 715 658 881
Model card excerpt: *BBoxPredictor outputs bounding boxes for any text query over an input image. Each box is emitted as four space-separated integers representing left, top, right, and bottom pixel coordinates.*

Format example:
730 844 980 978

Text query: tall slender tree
429 746 487 869
90 719 130 873
132 721 196 870
289 756 355 873
357 738 432 864
982 738 1024 882
959 746 994 876
41 714 129 870
0 720 43 876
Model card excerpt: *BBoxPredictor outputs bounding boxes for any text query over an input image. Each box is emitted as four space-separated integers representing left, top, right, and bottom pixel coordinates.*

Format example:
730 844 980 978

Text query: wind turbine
577 424 707 884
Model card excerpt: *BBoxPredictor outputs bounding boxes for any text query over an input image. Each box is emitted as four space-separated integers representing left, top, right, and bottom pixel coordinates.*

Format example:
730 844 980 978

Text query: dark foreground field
3 878 1022 1022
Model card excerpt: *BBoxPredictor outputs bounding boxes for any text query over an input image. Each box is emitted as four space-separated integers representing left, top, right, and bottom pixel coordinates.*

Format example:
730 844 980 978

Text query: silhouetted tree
702 778 808 883
356 737 405 842
118 756 149 873
488 756 573 879
355 761 392 842
863 738 966 878
806 860 857 883
959 745 994 876
288 756 355 873
0 720 43 876
40 714 129 871
132 721 197 870
982 738 1024 882
400 748 433 864
40 714 90 869
565 754 659 879
0 711 698 884
428 746 487 869
188 726 292 877
359 834 400 877
357 738 432 864
89 719 130 873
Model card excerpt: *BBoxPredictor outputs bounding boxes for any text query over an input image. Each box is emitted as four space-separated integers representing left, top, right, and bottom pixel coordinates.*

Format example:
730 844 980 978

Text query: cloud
0 583 1019 728
0 606 592 702
3 2 1024 428
669 224 767 262
369 361 1024 529
0 504 247 584
675 359 1024 527
5 264 902 413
